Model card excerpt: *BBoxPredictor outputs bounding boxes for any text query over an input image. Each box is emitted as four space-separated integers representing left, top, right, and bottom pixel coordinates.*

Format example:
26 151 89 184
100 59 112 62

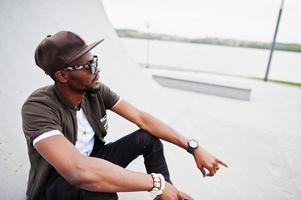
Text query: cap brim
66 38 104 65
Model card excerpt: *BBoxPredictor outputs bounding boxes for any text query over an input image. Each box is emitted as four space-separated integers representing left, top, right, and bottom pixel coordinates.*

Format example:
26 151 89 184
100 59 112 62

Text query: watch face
189 139 198 148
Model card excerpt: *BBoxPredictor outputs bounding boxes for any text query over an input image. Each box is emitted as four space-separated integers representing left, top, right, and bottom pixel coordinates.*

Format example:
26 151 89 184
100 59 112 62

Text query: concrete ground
1 0 300 199
116 69 301 200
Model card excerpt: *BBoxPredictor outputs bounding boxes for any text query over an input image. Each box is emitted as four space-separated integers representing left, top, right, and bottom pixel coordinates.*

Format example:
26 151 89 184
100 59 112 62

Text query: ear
54 71 69 83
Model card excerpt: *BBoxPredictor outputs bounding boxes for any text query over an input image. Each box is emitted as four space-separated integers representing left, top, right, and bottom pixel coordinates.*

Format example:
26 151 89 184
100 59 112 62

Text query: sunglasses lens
92 56 98 74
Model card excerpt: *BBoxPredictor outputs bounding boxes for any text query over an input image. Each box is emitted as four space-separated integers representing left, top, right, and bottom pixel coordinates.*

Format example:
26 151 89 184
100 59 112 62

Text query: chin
86 83 100 94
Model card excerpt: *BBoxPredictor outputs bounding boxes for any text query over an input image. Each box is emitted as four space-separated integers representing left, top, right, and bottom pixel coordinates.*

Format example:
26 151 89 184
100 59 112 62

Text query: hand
178 190 194 200
193 146 228 177
155 182 178 200
155 182 194 200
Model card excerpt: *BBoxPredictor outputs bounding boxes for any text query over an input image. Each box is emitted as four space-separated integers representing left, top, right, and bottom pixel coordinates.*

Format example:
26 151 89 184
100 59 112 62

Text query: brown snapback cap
35 31 104 75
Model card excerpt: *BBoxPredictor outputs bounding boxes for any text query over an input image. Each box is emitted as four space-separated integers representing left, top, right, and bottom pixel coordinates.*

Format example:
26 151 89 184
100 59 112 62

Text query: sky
103 0 301 43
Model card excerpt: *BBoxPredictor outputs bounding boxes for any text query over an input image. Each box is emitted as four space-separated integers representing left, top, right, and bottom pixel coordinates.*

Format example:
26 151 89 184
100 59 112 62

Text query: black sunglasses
61 55 98 74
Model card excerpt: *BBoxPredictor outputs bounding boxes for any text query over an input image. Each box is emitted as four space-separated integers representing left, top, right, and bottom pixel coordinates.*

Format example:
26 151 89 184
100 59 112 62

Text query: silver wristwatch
186 139 199 153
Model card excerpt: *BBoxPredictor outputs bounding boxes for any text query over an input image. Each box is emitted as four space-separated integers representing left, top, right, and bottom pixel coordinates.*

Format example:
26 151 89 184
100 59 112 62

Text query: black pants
43 129 171 200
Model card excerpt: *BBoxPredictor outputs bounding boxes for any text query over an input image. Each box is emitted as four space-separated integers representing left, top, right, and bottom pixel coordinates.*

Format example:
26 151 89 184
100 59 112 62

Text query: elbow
136 111 148 130
61 158 94 187
63 159 111 191
63 162 87 187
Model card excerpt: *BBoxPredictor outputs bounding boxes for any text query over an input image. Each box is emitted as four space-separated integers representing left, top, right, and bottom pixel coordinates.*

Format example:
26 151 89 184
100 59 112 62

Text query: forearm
69 155 153 192
139 111 188 149
111 99 188 149
36 135 154 193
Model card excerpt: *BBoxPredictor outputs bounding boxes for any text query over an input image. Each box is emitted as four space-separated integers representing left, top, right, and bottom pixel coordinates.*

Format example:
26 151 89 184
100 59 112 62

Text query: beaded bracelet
149 173 166 196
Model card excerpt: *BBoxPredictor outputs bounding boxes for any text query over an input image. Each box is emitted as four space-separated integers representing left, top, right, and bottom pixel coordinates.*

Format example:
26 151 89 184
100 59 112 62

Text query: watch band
186 145 195 154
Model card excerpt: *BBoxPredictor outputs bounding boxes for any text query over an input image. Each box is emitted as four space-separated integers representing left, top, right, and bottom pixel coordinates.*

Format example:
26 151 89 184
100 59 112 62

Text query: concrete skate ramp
0 0 178 199
2 1 301 200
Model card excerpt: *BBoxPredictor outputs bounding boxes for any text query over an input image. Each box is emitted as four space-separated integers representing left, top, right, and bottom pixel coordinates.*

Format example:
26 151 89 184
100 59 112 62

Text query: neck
55 83 84 110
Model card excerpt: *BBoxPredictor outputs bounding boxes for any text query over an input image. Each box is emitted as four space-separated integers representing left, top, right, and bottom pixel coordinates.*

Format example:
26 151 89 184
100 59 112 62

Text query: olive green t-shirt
22 83 120 200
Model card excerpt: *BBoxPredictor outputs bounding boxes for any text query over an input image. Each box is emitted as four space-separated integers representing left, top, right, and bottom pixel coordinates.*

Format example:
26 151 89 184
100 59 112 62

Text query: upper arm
111 99 145 128
34 134 84 184
22 100 62 144
22 97 80 178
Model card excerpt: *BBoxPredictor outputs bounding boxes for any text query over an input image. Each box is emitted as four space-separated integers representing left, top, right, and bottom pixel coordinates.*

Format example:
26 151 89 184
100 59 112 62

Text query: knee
136 129 163 150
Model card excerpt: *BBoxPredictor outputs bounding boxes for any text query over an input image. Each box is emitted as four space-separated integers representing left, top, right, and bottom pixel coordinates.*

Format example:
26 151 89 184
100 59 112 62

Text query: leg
93 129 172 183
43 129 171 200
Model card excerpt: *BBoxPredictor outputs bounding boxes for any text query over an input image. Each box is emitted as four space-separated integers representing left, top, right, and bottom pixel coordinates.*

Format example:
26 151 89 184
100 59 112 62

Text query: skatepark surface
0 0 300 199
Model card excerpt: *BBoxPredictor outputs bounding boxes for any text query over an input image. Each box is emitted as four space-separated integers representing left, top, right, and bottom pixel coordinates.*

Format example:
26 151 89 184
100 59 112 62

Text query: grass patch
270 80 301 88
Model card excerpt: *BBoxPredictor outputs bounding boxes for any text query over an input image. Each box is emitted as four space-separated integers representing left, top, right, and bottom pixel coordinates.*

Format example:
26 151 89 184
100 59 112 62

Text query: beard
85 82 101 94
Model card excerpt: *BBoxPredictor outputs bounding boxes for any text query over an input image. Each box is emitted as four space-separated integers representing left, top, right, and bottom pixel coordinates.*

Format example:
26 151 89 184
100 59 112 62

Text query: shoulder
24 85 54 102
98 82 111 94
22 85 58 114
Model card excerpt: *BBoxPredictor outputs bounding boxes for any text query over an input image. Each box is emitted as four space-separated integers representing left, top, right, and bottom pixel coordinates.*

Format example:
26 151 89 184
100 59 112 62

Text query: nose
95 67 100 75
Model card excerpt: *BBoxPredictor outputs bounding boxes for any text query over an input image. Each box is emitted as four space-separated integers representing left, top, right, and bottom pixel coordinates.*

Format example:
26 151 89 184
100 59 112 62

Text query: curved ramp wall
0 0 179 198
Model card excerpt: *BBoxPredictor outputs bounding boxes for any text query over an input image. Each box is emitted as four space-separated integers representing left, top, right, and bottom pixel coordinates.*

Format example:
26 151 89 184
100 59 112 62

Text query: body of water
121 38 301 83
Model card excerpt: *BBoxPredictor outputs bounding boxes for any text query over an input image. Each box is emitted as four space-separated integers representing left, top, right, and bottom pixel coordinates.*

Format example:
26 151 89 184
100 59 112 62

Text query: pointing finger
200 167 206 177
217 159 229 168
